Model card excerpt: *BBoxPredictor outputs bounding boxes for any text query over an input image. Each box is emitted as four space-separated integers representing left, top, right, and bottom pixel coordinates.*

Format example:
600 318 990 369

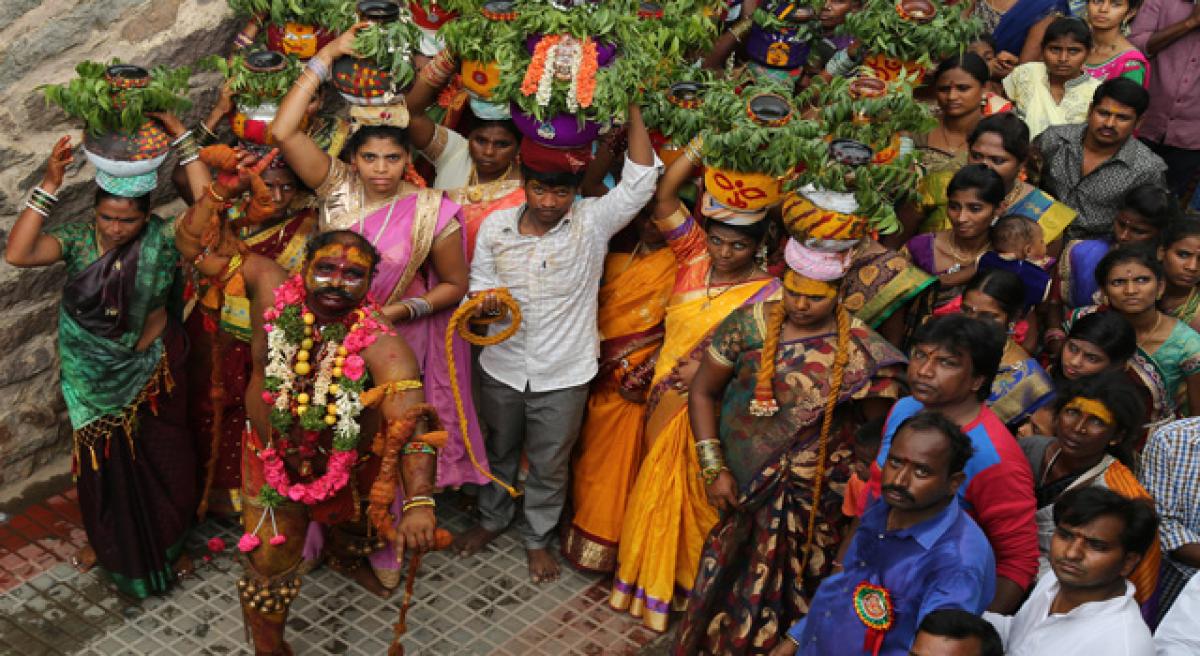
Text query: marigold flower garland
519 34 599 111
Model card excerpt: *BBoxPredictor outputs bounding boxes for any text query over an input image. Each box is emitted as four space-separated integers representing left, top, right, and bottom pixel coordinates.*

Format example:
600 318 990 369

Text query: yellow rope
444 289 524 497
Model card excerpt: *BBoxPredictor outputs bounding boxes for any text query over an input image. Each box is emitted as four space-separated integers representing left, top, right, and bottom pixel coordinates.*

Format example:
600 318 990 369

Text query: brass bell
248 600 258 610
237 578 248 589
292 578 301 587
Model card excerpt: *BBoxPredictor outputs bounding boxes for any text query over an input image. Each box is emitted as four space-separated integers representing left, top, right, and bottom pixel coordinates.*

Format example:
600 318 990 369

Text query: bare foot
173 553 194 578
327 558 395 599
71 545 96 573
527 548 560 584
453 525 500 557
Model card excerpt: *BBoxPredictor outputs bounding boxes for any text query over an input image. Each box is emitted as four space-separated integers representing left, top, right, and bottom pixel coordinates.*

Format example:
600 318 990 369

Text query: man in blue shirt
779 411 996 655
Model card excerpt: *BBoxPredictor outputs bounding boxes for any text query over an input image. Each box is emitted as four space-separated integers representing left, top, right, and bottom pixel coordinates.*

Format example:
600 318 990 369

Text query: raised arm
273 25 370 189
653 138 700 220
4 136 71 267
586 104 661 239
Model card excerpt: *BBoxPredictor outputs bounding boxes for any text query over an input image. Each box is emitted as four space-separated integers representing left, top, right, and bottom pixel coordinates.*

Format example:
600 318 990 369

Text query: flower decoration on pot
41 60 192 178
842 0 982 82
643 66 715 166
489 0 654 143
327 0 423 105
203 51 302 145
791 74 934 234
699 75 821 211
745 0 822 71
226 0 344 59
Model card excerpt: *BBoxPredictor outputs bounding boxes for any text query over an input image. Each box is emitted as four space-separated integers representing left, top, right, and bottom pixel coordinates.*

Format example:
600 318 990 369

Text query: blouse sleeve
45 221 89 269
655 205 708 263
1120 59 1148 87
707 306 755 368
314 158 353 200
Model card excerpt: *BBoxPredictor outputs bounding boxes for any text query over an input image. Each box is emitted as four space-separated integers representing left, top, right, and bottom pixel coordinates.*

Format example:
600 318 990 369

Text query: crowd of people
5 0 1200 654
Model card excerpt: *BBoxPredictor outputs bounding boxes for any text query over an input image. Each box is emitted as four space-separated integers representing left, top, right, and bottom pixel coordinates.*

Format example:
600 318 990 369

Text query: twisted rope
444 289 524 497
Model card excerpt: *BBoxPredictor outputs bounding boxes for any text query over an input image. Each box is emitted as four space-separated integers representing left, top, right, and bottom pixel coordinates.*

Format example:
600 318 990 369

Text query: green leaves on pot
439 9 523 63
699 75 822 178
841 0 982 64
350 16 423 90
40 59 192 135
790 76 933 235
227 0 350 28
202 54 302 107
642 66 717 145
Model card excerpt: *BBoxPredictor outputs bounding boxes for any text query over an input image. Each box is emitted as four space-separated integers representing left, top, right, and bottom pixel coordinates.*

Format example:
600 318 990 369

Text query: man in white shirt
454 105 660 584
985 487 1158 655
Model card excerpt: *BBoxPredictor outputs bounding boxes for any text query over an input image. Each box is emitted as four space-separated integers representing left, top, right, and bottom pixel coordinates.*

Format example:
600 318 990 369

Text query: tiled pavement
0 484 673 655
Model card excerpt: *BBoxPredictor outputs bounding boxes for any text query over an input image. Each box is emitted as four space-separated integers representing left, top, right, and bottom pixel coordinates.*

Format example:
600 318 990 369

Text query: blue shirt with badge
786 496 996 655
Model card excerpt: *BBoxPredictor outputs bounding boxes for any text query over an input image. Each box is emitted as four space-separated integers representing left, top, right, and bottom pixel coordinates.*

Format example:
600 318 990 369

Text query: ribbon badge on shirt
853 581 894 655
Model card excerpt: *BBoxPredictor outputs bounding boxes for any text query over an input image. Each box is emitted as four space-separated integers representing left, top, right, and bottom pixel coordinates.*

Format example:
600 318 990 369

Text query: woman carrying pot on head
4 114 209 597
910 53 1013 236
1067 244 1200 425
958 268 1056 431
1018 371 1161 617
612 146 781 633
672 238 907 655
966 112 1077 249
404 50 524 263
271 24 488 590
1157 218 1200 333
185 146 319 519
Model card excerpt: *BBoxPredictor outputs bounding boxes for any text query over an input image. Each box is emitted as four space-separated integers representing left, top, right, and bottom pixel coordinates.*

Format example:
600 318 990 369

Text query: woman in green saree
4 121 207 598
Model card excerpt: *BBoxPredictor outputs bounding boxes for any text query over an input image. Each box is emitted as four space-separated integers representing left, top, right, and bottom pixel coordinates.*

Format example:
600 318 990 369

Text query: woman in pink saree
271 29 487 591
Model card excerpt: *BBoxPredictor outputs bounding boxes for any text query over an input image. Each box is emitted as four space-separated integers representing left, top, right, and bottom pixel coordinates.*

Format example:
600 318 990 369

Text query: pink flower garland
256 275 392 508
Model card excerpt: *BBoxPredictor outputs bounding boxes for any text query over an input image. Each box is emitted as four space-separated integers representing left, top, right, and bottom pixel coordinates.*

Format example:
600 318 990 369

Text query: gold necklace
938 124 967 152
944 233 988 263
1001 181 1027 210
703 265 756 309
465 161 516 203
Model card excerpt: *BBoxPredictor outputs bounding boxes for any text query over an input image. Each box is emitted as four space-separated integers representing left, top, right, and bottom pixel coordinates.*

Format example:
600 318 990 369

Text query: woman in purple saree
271 30 485 591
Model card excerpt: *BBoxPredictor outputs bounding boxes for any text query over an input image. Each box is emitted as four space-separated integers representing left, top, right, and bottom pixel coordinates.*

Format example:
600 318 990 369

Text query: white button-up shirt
470 155 661 392
985 574 1154 656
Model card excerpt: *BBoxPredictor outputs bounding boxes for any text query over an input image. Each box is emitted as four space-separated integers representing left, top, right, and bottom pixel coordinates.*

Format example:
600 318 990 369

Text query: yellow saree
563 246 675 572
611 208 781 632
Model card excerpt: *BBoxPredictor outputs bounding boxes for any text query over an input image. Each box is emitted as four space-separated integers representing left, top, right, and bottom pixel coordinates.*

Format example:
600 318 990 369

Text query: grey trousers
476 370 590 549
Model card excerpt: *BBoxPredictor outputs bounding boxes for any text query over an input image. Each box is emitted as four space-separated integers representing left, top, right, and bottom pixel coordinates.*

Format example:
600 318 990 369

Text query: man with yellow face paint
176 146 440 656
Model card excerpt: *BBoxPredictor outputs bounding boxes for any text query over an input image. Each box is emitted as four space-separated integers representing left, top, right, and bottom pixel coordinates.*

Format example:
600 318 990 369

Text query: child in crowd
970 35 1012 96
980 215 1054 352
843 417 885 519
1003 17 1102 138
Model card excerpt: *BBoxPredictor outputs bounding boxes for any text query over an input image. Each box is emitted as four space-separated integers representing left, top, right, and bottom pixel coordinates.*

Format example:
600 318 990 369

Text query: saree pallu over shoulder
989 354 1056 429
612 276 780 632
50 216 181 434
712 305 908 487
843 243 936 329
1007 187 1078 244
650 277 781 388
564 247 674 573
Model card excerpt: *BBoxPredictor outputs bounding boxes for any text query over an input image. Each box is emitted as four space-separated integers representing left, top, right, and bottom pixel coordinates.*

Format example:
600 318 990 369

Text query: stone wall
0 0 241 498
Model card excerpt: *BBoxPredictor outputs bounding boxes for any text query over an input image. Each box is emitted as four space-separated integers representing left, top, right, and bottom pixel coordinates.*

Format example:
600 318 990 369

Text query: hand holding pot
42 135 74 193
322 21 372 60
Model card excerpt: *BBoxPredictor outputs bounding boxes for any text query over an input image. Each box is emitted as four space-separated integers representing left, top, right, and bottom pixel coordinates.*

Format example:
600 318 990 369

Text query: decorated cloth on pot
96 170 157 198
699 192 768 225
519 138 591 175
348 102 410 133
784 238 853 282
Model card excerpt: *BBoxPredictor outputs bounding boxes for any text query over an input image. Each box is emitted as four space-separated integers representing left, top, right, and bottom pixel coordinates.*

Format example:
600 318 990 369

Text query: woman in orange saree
611 153 781 632
563 213 675 572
